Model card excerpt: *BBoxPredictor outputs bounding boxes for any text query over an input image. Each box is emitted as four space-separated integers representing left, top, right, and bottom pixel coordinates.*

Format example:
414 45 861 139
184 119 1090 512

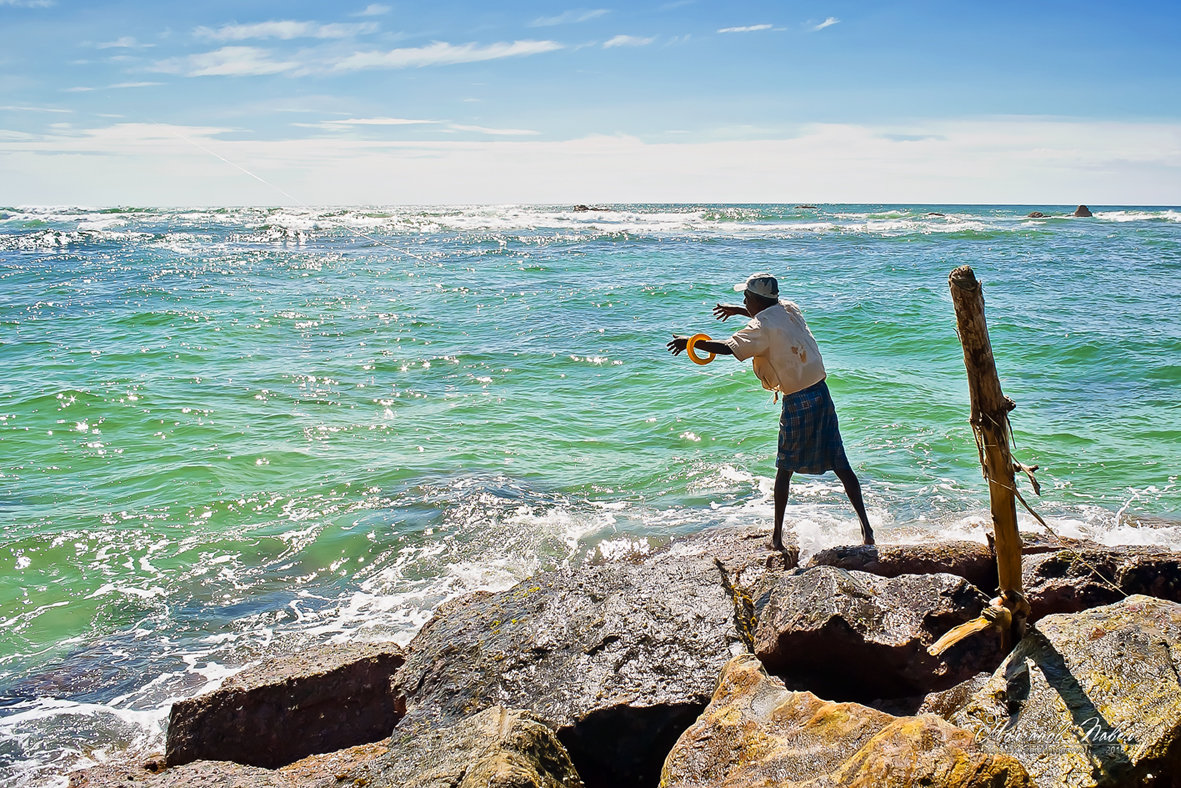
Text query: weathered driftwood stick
929 266 1029 655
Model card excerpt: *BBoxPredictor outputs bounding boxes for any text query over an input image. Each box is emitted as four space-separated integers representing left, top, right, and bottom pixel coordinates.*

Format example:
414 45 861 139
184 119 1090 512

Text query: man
666 273 874 549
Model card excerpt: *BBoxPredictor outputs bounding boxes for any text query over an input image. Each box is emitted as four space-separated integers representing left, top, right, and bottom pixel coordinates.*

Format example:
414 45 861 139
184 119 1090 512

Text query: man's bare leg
834 466 874 545
772 466 792 550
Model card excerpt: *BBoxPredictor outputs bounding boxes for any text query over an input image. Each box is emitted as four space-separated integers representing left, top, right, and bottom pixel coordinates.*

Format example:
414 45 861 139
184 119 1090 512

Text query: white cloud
354 4 390 16
603 35 655 48
334 40 563 71
154 46 300 77
0 105 72 113
531 9 609 27
195 20 377 41
294 117 440 129
812 17 840 31
97 36 153 49
4 118 1180 206
0 0 54 6
448 124 539 136
717 24 772 34
63 82 161 92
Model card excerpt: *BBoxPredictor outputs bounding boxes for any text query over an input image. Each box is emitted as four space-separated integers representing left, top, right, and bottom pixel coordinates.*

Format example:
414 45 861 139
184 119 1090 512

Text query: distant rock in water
927 212 946 217
572 205 609 212
1073 204 1093 217
1027 211 1047 218
794 205 818 209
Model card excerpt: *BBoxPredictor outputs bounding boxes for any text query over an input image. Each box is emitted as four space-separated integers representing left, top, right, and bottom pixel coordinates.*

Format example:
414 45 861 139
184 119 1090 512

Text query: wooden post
929 266 1029 655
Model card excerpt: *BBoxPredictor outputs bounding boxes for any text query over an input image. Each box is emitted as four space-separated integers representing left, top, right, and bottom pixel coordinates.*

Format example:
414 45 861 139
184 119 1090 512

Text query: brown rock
953 595 1181 787
807 541 998 591
69 760 298 787
754 566 1006 705
165 641 404 769
1074 204 1094 217
391 548 753 787
317 706 583 788
73 707 582 788
1027 211 1048 218
1023 545 1181 621
660 654 1032 787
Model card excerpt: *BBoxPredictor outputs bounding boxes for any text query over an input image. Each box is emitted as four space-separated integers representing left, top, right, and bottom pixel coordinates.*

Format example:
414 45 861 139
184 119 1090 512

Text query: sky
1 0 1179 206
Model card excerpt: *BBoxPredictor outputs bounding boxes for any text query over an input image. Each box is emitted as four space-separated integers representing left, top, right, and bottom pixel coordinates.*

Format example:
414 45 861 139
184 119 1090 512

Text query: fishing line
158 122 432 262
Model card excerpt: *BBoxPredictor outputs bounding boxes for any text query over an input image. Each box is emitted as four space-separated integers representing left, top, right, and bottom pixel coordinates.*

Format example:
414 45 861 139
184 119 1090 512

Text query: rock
795 204 818 209
1027 211 1047 218
69 760 299 787
653 524 798 617
918 672 993 720
1023 545 1181 621
928 212 946 217
660 654 1033 787
1074 204 1094 217
391 549 752 788
304 706 583 788
165 641 405 769
952 595 1181 787
73 707 582 788
808 541 998 592
754 566 1006 705
573 204 590 212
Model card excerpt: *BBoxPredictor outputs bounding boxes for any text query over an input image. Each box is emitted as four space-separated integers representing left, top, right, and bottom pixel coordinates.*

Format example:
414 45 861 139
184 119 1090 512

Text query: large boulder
651 524 798 618
754 566 1005 704
807 541 997 591
1024 545 1181 621
165 641 405 769
953 595 1181 787
72 706 582 788
660 654 1033 787
391 547 754 788
1074 204 1094 217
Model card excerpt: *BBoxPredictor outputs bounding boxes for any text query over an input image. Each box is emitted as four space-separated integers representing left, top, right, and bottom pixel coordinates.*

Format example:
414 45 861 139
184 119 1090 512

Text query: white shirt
724 300 826 396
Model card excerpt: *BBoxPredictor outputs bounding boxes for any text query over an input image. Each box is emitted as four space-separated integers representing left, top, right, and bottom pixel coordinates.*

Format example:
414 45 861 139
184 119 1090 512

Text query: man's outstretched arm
666 335 735 356
712 303 750 321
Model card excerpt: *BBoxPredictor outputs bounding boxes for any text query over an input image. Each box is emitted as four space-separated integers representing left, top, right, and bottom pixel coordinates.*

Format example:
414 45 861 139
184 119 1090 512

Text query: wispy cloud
354 4 390 16
0 104 72 113
97 37 153 49
334 40 562 71
531 8 609 27
603 35 655 48
63 81 164 92
811 17 840 31
195 20 378 41
293 118 539 136
717 24 772 34
0 0 54 7
448 124 539 136
295 117 440 129
154 46 300 77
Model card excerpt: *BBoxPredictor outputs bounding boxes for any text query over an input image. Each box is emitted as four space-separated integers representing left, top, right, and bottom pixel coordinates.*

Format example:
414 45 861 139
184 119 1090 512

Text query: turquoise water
1 204 1179 784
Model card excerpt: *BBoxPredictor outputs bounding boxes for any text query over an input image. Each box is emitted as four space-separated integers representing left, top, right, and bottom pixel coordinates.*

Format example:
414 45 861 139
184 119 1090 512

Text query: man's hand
713 303 748 321
666 334 689 355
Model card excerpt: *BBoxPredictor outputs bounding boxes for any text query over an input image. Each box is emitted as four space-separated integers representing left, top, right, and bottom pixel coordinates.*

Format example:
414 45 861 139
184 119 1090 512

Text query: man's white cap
733 273 779 299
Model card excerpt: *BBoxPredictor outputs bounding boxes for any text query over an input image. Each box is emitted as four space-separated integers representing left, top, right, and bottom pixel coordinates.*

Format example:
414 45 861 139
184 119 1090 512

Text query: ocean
1 203 1178 785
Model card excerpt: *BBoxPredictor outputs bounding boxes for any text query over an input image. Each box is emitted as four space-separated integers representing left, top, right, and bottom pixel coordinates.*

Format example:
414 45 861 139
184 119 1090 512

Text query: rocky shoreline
68 526 1181 788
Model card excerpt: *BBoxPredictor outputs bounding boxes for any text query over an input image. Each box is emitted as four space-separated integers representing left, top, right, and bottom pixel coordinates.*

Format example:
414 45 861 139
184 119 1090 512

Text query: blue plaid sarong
776 379 850 474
